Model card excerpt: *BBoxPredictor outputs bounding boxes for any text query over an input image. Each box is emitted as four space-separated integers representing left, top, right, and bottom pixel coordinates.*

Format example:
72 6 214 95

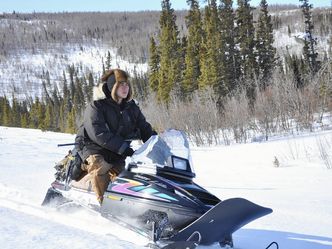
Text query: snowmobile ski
266 241 279 249
169 197 272 245
161 241 198 249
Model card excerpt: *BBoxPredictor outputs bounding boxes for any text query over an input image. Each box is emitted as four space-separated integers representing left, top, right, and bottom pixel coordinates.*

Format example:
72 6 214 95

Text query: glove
123 147 134 157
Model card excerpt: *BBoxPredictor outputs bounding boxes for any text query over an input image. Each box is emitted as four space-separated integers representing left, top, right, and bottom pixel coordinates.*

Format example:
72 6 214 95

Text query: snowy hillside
0 43 148 98
0 126 331 249
1 7 331 98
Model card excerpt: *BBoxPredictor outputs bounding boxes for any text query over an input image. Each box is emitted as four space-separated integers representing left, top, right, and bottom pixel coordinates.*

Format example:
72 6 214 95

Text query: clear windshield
131 129 194 173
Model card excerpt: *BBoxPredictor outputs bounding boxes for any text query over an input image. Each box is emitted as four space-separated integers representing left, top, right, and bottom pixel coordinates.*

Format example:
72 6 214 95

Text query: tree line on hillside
0 4 331 63
0 0 332 145
0 61 148 134
0 11 178 63
0 65 94 133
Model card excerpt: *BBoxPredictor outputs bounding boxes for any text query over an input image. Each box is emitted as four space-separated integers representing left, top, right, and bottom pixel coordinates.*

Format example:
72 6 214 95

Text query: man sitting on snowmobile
75 68 156 204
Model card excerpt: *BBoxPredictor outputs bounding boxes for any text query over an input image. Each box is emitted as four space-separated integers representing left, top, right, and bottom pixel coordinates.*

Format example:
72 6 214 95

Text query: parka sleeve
83 103 129 154
134 105 157 142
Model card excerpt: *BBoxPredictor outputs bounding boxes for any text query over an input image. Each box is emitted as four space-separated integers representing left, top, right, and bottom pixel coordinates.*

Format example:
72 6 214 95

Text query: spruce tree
148 36 160 93
219 0 241 94
182 0 203 97
105 50 112 69
60 71 71 132
20 101 29 128
199 0 223 93
131 67 149 100
43 103 53 131
102 59 106 74
1 96 11 126
51 85 61 130
59 101 66 132
37 101 45 130
20 113 29 128
68 64 76 102
73 76 85 121
66 109 76 134
20 100 30 128
11 95 21 127
0 97 4 125
177 36 188 97
236 0 257 103
237 0 256 78
87 72 95 102
286 54 304 88
157 0 181 102
299 0 318 73
256 0 276 90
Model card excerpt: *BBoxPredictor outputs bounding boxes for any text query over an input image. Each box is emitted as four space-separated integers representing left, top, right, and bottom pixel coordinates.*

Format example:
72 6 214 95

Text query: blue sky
0 0 330 13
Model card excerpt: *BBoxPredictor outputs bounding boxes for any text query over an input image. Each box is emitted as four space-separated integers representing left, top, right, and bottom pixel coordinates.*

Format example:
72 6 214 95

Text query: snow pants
82 154 124 204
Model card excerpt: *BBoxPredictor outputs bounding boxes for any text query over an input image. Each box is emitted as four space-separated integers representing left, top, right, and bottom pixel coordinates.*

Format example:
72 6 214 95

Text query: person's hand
123 147 134 157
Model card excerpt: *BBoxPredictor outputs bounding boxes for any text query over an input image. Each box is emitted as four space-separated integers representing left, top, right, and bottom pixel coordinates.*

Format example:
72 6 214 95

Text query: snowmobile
42 129 273 249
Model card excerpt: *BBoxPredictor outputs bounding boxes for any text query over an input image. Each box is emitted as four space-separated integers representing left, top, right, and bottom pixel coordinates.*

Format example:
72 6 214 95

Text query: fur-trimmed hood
93 69 133 102
93 83 107 101
92 81 133 102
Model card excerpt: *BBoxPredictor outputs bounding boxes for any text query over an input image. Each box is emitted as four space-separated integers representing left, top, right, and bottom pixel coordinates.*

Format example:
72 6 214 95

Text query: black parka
77 85 155 163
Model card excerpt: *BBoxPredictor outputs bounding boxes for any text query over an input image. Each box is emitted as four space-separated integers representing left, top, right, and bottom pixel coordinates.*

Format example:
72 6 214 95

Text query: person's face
116 81 129 100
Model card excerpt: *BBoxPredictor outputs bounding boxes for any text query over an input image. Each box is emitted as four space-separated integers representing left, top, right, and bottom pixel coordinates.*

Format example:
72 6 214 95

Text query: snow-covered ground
0 126 331 249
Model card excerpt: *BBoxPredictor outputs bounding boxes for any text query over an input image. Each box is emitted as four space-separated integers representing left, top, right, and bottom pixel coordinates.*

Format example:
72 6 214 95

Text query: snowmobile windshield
131 129 195 173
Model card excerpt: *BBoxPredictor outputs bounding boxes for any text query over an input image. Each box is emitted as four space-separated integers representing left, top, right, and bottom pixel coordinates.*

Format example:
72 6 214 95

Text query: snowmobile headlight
172 156 188 171
162 155 196 179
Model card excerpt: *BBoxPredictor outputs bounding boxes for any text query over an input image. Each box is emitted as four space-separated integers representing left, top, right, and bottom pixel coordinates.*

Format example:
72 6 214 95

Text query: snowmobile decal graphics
111 178 178 202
